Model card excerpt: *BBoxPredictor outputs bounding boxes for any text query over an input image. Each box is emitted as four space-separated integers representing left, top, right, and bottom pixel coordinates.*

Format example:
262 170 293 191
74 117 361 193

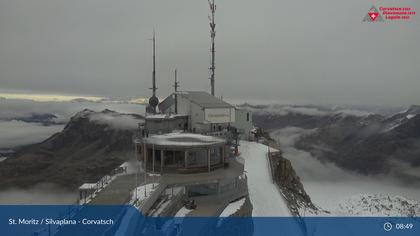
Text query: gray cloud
0 0 419 106
0 120 63 148
88 112 143 130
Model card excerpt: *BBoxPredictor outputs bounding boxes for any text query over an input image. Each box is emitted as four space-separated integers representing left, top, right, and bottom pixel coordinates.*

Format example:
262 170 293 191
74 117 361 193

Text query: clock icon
384 222 393 232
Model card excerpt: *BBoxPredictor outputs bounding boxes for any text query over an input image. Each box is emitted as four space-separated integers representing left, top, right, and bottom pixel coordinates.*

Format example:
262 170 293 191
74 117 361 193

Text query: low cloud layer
89 113 143 130
249 104 373 117
271 127 420 210
0 183 76 204
0 120 63 148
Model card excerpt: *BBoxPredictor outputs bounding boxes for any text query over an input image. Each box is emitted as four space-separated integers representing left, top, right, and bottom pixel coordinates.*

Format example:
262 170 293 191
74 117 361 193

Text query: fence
78 164 128 204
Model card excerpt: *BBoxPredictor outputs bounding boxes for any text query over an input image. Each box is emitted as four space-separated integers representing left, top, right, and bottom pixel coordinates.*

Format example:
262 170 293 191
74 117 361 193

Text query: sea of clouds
270 127 420 212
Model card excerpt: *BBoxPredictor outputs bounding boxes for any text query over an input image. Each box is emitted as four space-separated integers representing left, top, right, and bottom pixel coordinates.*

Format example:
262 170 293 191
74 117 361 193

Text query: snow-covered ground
120 161 144 175
337 194 420 216
175 207 192 217
219 198 246 217
271 127 420 216
217 198 246 227
240 141 291 216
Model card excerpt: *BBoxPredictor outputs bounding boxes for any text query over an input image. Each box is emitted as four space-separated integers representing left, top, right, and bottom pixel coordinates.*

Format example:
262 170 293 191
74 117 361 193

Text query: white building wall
176 95 190 115
190 102 208 133
164 94 240 133
233 108 253 140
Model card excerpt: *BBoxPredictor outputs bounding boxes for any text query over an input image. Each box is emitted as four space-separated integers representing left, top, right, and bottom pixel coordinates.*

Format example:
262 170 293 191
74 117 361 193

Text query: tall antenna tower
151 31 157 97
208 0 216 96
173 69 180 114
147 31 159 114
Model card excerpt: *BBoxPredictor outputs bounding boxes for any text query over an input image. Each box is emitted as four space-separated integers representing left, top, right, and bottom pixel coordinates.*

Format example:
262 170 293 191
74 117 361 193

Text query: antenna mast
151 31 157 97
173 69 180 114
208 0 216 96
147 31 159 114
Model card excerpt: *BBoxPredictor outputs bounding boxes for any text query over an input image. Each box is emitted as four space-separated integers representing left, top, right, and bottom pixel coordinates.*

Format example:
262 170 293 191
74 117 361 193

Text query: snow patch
175 207 192 217
407 114 416 119
220 198 246 217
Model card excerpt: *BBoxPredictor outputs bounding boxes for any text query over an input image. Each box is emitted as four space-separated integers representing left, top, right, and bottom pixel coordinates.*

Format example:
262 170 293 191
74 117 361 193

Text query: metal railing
78 165 128 205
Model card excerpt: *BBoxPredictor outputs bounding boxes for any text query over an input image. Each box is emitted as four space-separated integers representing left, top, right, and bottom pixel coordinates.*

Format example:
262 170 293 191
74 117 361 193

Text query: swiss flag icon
363 6 383 22
368 12 379 21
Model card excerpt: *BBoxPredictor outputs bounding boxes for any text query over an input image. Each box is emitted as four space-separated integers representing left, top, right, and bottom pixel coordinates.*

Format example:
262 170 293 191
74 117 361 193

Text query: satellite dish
149 95 159 108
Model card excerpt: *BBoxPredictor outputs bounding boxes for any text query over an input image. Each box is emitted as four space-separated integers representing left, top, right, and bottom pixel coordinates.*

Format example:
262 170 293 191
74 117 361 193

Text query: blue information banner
0 205 418 236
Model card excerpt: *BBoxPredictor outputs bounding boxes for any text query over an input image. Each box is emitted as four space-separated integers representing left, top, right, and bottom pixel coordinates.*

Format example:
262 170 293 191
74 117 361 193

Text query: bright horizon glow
0 92 105 102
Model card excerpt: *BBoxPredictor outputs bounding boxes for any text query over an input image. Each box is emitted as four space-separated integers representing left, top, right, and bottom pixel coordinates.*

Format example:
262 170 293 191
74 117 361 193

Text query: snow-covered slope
240 141 291 216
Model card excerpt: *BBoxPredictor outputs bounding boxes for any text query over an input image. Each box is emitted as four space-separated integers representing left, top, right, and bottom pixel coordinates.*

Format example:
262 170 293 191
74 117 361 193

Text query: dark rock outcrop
270 152 320 216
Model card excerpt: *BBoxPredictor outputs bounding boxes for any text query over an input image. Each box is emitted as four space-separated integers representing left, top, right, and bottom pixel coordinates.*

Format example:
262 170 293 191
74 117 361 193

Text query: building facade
158 91 253 139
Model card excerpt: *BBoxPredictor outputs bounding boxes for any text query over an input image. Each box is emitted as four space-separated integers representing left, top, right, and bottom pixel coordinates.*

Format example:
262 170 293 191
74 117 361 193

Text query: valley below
249 103 420 216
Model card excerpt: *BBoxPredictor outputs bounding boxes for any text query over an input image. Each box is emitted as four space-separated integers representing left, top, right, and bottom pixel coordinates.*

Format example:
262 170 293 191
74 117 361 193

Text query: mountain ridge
0 109 144 190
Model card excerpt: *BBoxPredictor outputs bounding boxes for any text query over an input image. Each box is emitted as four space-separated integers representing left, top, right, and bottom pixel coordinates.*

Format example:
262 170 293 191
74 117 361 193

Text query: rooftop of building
145 113 188 120
143 132 225 148
178 91 234 109
159 91 234 112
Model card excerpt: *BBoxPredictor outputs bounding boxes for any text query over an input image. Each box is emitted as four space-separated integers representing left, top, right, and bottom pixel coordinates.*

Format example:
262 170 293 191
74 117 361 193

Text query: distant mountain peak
407 105 420 115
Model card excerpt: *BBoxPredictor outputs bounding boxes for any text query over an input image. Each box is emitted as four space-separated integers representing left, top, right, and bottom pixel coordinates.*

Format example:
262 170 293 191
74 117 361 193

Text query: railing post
152 144 155 174
184 150 188 168
161 150 164 173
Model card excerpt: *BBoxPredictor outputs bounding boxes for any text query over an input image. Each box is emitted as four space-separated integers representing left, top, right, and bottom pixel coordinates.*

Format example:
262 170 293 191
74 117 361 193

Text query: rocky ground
254 131 321 216
271 153 320 216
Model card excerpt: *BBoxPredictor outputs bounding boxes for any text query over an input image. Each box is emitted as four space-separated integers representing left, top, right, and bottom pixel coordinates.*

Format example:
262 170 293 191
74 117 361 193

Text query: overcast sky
0 0 419 106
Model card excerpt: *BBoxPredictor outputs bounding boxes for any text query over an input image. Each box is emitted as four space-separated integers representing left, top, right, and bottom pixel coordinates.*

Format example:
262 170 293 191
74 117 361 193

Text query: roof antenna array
208 0 216 96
